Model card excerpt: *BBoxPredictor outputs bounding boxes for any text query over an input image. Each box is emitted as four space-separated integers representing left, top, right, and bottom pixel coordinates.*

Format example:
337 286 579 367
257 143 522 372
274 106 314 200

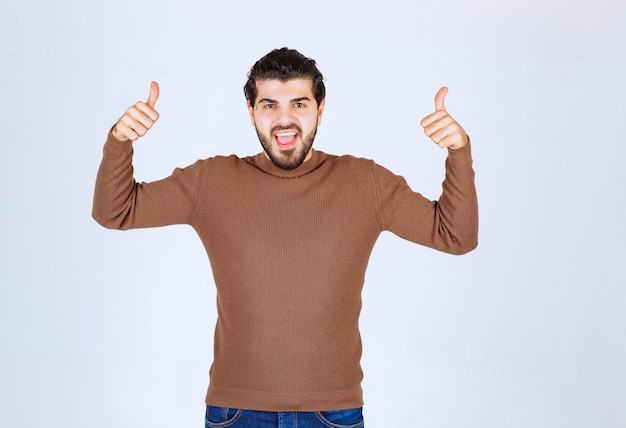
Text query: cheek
254 116 271 131
310 115 321 129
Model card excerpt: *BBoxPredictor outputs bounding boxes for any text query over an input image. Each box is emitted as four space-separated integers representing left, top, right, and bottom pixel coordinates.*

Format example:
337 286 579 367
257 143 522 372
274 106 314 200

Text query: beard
256 123 318 171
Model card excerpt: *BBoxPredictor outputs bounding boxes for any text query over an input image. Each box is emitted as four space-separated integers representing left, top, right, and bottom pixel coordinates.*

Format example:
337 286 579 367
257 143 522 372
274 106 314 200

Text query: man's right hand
112 81 160 142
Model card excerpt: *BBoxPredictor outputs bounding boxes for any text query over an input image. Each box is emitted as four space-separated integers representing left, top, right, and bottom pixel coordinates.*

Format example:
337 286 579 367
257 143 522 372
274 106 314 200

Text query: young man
93 48 478 427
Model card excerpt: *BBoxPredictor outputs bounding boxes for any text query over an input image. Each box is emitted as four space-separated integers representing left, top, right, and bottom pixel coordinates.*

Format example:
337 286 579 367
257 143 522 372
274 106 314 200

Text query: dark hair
244 48 325 107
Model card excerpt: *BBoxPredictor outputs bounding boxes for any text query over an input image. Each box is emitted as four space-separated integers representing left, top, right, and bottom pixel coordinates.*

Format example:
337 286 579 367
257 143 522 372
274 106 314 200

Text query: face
248 78 325 170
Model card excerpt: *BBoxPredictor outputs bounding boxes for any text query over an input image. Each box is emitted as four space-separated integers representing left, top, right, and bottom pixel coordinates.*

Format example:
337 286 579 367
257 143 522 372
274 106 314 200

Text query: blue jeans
205 406 364 427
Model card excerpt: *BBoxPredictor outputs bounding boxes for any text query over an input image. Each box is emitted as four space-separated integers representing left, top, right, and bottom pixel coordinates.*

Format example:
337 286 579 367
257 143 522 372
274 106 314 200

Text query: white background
1 1 625 427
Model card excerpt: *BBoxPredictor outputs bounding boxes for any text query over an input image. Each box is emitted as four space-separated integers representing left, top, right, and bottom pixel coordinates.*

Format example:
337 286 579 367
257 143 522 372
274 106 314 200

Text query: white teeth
276 132 296 137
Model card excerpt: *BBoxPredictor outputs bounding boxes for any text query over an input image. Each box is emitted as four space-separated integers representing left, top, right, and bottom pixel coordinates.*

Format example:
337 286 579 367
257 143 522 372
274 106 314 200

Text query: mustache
271 124 302 134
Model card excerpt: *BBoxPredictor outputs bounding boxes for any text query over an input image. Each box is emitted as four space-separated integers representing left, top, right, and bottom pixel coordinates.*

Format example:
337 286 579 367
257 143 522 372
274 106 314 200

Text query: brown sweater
93 132 478 411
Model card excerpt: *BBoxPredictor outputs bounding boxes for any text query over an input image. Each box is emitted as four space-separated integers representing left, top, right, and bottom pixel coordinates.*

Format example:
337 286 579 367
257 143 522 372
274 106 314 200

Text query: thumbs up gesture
420 87 468 150
112 81 161 142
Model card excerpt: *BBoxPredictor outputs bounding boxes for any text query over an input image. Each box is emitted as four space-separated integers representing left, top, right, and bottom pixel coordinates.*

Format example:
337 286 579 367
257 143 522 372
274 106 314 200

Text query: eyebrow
258 96 312 104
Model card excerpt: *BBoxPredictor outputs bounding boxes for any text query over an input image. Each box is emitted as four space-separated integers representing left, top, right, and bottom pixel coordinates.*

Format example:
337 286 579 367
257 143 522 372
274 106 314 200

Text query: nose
274 105 296 126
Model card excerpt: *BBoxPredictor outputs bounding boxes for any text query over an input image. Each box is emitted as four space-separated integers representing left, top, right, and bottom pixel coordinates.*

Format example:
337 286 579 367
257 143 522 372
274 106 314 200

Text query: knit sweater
92 132 478 411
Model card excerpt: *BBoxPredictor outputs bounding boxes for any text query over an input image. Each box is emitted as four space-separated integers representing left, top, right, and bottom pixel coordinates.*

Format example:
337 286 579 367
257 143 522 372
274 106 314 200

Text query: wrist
449 134 469 150
110 125 130 143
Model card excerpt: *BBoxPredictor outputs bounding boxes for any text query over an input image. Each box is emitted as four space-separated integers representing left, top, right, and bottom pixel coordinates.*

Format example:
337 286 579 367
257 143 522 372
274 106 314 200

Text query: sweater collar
246 149 326 178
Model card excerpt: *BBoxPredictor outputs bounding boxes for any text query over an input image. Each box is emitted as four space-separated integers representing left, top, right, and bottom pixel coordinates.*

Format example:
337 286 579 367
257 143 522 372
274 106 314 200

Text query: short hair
244 48 325 107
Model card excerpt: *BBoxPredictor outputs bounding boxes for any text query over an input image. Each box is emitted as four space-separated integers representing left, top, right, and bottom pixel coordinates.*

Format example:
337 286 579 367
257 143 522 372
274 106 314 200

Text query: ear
247 101 255 126
317 99 326 126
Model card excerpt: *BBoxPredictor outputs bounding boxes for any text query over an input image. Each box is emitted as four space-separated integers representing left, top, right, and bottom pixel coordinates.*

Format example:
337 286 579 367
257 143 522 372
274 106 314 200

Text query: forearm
436 140 479 254
92 131 139 229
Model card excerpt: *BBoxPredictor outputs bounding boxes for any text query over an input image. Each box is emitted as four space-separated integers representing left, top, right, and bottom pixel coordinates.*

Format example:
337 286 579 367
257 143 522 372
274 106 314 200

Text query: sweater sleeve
92 131 204 230
373 141 478 255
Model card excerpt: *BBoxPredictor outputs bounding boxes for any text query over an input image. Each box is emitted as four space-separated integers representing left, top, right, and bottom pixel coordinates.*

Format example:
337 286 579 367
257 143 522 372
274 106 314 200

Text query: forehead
254 78 315 101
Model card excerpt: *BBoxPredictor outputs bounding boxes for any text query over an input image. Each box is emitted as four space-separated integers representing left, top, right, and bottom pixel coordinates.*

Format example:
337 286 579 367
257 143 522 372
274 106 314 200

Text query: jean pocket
205 406 243 427
315 407 364 427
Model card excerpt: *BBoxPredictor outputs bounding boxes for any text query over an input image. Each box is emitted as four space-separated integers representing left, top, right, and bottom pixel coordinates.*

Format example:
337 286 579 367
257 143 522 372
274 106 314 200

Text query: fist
112 81 160 142
420 87 468 150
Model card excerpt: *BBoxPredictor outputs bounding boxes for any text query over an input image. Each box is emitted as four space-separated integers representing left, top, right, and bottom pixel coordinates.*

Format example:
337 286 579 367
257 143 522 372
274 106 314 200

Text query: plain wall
1 0 625 427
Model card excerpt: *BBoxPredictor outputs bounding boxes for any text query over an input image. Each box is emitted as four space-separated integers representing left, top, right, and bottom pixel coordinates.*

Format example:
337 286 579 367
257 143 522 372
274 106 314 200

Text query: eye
262 103 275 109
294 102 305 108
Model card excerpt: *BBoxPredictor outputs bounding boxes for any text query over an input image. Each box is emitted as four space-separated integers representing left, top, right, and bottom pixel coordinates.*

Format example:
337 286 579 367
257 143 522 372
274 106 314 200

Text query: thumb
434 86 448 111
147 81 160 108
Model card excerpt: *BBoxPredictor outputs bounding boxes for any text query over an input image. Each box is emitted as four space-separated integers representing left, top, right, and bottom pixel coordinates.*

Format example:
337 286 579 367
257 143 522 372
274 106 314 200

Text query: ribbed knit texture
93 132 478 411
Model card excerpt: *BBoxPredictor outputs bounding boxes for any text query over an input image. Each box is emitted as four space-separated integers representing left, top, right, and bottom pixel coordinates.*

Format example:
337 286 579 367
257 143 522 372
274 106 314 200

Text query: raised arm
375 87 478 254
92 82 199 230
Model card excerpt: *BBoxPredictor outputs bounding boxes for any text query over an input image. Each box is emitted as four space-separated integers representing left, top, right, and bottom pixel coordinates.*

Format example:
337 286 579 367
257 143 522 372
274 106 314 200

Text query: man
93 47 478 427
